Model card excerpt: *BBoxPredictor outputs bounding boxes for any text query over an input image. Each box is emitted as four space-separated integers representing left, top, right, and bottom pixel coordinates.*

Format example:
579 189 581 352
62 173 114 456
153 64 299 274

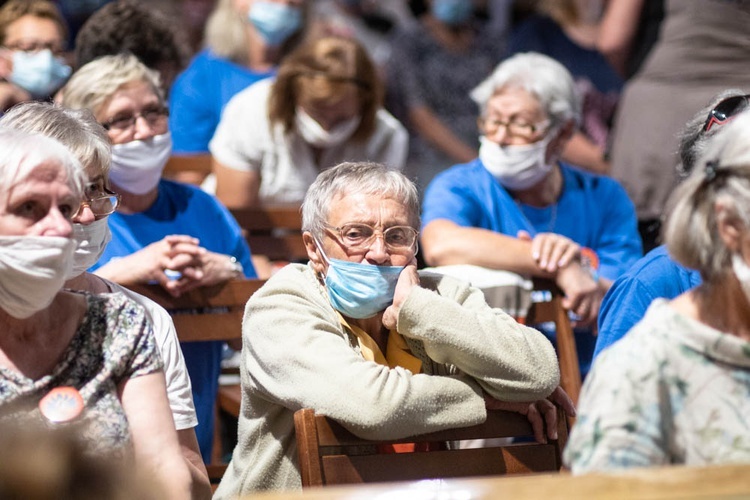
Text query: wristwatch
228 256 244 278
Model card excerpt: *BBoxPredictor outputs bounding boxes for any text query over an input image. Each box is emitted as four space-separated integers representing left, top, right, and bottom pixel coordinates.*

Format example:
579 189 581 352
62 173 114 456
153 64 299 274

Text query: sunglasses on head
703 94 750 132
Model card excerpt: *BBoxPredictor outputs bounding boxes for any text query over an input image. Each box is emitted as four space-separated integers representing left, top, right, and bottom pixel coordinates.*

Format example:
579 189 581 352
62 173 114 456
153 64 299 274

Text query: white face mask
67 218 112 279
732 254 750 303
295 107 361 148
479 135 554 191
110 132 173 195
0 236 75 319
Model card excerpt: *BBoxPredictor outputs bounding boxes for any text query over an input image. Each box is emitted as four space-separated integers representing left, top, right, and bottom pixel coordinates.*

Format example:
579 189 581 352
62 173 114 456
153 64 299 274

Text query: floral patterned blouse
0 291 163 456
565 299 750 472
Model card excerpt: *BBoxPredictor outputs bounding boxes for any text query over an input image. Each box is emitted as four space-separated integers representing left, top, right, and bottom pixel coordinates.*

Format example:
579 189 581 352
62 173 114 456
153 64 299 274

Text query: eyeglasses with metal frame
323 222 418 251
100 105 170 132
72 186 121 219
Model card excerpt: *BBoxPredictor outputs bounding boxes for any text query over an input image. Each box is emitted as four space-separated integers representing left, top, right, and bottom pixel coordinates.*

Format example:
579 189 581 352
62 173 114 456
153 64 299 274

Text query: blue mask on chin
431 0 473 26
248 1 302 47
317 242 404 319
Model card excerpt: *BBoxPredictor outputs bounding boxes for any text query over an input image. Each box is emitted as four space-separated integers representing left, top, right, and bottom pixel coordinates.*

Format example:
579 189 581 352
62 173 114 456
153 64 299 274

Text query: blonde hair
269 37 382 142
60 54 163 116
204 0 306 64
664 112 750 281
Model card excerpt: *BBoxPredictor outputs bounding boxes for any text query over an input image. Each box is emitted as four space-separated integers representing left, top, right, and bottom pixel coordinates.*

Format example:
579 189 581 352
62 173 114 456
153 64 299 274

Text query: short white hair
470 52 580 128
664 112 750 281
0 128 85 201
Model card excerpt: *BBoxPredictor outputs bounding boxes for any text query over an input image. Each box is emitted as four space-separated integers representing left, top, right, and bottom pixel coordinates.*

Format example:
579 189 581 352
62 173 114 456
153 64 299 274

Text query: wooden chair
526 279 581 415
126 279 265 489
229 204 306 263
295 406 568 487
162 154 213 186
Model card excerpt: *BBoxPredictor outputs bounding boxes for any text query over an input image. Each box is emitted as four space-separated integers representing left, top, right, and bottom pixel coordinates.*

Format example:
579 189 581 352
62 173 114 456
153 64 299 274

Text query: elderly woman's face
310 192 416 272
0 161 77 237
480 87 550 146
96 80 168 145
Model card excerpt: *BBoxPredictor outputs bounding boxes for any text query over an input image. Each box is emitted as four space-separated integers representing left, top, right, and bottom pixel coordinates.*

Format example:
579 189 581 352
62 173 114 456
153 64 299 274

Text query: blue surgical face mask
248 1 302 47
10 49 71 98
316 240 404 319
431 0 473 26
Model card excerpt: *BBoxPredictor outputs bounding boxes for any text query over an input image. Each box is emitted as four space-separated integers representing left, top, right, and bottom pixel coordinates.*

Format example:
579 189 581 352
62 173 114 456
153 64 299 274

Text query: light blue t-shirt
169 49 275 154
92 179 256 462
422 159 642 374
595 244 702 358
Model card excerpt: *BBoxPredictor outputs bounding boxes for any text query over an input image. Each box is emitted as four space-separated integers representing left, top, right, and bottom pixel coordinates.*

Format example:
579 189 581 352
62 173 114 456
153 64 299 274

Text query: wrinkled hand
555 261 602 328
382 259 419 330
166 251 241 295
128 235 205 294
483 386 575 444
518 230 580 273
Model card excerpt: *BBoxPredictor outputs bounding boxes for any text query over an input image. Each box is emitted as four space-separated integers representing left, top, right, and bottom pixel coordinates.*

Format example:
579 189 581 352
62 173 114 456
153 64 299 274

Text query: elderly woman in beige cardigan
214 161 572 497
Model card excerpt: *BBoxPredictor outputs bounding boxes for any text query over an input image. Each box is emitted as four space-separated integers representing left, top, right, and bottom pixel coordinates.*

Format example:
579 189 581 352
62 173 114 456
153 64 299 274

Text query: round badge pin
39 386 84 424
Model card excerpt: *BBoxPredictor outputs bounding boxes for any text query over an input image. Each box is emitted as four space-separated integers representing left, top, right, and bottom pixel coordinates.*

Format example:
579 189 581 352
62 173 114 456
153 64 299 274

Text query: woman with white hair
421 52 642 375
0 129 190 498
60 53 257 465
214 161 570 496
565 111 750 472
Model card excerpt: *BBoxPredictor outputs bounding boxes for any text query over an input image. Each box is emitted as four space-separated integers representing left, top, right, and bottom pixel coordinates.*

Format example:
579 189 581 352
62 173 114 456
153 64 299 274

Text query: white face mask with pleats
295 108 361 148
110 132 172 195
0 236 75 319
67 218 112 279
479 135 554 190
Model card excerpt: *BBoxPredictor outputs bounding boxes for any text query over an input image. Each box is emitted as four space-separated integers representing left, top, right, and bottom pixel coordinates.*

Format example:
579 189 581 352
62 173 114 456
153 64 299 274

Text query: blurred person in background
422 53 641 377
508 0 621 175
607 0 750 254
169 0 308 156
211 36 407 208
386 0 508 193
73 0 190 93
0 0 71 111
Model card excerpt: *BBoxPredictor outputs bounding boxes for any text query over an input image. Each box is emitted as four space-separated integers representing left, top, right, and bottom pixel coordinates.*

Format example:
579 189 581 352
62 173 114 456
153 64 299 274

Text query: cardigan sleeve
397 272 561 402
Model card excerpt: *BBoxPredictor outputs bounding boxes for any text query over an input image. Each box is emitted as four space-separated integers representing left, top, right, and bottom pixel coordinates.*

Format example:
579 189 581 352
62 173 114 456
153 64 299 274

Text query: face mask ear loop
313 236 332 279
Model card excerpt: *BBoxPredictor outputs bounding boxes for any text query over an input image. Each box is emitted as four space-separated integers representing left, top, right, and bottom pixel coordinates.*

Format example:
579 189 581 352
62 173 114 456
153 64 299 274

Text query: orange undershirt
338 314 439 453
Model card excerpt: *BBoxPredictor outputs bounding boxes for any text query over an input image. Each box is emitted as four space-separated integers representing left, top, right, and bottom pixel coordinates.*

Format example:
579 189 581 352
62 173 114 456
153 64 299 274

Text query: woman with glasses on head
213 161 570 496
421 52 642 377
59 53 257 466
0 0 71 112
594 89 750 359
210 35 407 208
566 111 750 473
0 128 191 498
0 101 212 499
